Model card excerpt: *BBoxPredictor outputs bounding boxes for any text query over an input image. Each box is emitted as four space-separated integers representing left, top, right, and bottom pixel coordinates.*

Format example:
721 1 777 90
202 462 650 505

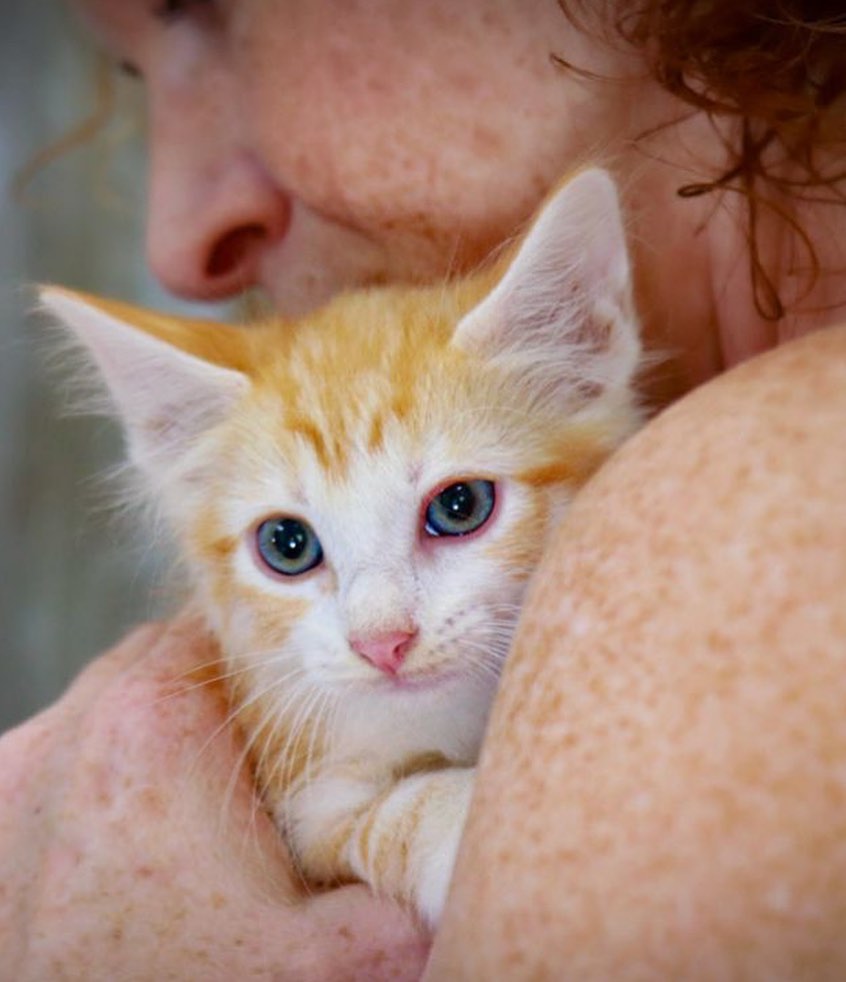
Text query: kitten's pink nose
350 630 418 675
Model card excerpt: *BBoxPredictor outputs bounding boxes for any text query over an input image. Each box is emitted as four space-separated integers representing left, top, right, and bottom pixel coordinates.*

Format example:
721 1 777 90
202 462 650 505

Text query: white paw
282 770 381 880
415 777 473 927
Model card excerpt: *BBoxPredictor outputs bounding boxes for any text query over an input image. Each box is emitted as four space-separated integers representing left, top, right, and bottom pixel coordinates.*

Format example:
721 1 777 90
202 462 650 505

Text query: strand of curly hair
555 0 846 319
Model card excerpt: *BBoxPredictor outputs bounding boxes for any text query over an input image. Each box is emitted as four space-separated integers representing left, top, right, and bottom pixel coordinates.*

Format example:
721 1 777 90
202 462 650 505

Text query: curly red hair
557 0 846 318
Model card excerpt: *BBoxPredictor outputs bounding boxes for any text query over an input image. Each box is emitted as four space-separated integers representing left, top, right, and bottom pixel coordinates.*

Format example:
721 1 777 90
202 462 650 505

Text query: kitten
41 168 642 926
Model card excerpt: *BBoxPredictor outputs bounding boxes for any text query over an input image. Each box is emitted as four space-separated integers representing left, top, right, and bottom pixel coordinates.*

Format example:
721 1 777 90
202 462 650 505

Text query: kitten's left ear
452 168 639 411
39 287 250 478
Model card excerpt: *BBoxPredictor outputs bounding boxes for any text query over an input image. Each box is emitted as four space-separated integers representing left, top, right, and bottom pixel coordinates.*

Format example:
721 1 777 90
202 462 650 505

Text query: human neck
595 93 846 401
543 21 846 400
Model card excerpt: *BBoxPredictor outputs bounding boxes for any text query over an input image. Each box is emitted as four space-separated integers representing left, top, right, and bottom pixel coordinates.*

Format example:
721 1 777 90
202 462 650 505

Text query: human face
73 0 613 314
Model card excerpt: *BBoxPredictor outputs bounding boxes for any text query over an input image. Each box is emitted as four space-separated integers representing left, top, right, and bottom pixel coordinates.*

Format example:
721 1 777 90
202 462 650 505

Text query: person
3 0 845 977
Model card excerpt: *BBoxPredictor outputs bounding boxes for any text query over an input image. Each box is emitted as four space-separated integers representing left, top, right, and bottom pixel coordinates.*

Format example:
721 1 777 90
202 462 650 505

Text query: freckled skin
429 326 846 979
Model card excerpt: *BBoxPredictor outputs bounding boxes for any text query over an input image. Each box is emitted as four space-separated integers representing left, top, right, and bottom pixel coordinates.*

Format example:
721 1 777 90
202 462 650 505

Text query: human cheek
233 25 448 242
227 2 576 280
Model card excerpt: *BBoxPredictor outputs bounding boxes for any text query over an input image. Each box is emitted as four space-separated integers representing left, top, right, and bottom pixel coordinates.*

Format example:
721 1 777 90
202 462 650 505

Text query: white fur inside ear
452 168 640 411
39 288 249 475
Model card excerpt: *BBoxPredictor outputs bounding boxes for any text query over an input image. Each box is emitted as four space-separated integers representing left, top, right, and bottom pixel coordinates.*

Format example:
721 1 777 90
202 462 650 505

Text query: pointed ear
39 287 250 476
452 168 640 411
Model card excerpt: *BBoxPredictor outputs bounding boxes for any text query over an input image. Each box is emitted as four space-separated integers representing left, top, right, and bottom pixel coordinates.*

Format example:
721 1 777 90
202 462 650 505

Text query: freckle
503 946 530 972
210 891 226 910
337 925 352 941
471 123 505 155
136 787 167 818
494 845 515 867
538 687 564 720
170 904 188 924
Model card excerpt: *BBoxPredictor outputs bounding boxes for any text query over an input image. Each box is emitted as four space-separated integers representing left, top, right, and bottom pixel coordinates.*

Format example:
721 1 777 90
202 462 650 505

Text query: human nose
146 105 291 301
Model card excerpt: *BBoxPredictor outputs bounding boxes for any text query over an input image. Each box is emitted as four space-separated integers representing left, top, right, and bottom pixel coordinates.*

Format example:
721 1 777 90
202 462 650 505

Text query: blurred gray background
1 2 226 730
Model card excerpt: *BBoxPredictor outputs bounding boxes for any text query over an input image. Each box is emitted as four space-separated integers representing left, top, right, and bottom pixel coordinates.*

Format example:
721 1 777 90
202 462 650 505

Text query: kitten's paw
283 770 382 882
413 774 473 927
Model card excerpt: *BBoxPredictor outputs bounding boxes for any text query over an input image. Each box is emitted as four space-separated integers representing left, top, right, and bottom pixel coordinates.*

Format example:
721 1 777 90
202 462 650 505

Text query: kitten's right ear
39 287 249 476
451 168 640 414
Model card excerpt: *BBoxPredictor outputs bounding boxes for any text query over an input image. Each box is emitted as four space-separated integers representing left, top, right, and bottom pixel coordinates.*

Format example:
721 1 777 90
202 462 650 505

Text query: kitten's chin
385 668 464 694
349 666 467 696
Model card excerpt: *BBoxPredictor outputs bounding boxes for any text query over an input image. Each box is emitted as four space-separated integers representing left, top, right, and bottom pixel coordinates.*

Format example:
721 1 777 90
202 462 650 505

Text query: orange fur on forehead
248 275 495 393
214 276 512 478
60 277 502 477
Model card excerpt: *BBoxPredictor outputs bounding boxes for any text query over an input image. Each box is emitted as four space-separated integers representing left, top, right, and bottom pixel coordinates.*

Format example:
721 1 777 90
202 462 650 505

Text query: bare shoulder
428 326 846 980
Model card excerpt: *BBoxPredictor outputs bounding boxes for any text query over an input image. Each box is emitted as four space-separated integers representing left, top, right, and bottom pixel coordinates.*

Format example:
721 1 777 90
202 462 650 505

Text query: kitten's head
42 169 641 767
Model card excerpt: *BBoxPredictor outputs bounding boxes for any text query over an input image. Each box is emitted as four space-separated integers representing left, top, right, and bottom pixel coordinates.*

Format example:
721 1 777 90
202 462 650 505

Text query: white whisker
214 672 308 841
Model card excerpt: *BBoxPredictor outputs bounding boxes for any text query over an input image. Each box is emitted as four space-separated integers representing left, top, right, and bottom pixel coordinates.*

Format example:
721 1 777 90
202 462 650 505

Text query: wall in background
0 2 223 729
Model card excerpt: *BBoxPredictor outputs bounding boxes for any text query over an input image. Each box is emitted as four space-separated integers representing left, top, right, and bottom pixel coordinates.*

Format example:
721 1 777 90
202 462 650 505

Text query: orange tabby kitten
42 169 641 926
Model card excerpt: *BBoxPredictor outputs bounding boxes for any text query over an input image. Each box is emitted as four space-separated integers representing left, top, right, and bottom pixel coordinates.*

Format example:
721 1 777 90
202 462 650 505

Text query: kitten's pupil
274 520 308 559
441 483 475 521
256 517 323 576
425 479 496 537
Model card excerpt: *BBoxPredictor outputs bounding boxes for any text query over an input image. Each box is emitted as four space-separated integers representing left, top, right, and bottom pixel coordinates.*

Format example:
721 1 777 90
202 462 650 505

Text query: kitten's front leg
346 766 474 926
284 766 474 927
280 766 382 886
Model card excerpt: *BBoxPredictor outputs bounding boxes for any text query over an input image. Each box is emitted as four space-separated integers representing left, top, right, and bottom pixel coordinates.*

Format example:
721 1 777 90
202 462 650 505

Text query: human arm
429 325 846 979
0 616 429 981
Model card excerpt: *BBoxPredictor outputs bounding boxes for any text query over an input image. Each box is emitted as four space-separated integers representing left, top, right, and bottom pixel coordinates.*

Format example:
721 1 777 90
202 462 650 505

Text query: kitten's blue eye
256 517 323 576
424 480 496 537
